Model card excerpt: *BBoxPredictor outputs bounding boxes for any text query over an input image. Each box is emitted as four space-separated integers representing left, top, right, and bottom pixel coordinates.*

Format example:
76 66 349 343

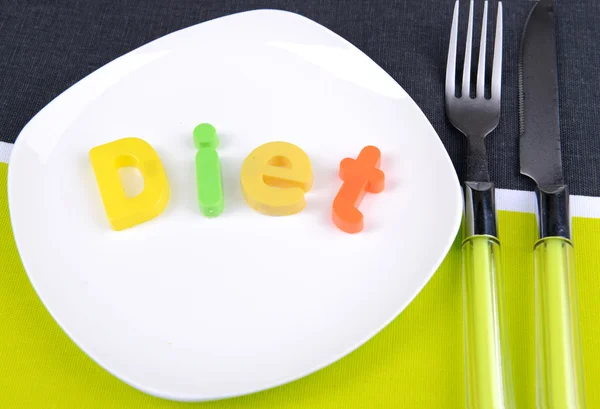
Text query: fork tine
462 0 474 98
476 1 488 97
445 1 459 98
491 1 503 99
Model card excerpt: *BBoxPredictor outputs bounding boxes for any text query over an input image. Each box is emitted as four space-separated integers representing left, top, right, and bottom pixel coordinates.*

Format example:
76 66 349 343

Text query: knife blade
519 0 564 189
518 1 587 408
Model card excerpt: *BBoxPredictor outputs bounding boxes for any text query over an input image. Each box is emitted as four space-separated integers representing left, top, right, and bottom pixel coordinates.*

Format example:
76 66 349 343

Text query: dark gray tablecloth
1 0 598 195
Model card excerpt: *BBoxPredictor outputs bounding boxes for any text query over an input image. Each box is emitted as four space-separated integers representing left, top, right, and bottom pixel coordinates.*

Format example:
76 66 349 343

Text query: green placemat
1 161 599 408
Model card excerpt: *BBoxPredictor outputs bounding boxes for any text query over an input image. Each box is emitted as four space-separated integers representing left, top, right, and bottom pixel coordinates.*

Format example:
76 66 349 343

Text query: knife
519 1 587 408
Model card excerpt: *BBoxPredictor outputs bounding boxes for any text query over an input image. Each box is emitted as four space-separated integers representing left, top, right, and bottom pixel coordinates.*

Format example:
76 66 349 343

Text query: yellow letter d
89 137 170 231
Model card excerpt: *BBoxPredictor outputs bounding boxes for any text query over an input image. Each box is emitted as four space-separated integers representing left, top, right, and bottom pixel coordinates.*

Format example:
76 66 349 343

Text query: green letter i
193 123 224 217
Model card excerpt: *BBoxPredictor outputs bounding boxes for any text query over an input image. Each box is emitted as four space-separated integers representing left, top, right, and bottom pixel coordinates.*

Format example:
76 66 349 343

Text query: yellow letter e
240 141 313 216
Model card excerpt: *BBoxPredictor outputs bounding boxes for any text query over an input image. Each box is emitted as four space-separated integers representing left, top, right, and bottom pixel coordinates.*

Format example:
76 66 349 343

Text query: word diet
89 123 386 234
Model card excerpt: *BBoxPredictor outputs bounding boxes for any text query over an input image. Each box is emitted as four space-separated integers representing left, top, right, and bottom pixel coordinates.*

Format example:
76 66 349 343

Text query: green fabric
1 161 599 408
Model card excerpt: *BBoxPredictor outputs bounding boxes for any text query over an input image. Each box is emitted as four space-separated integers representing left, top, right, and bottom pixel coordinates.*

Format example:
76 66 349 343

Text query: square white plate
8 9 462 402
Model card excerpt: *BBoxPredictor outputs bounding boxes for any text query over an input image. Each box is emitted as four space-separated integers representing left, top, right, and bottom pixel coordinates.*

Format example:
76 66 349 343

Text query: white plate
8 9 462 402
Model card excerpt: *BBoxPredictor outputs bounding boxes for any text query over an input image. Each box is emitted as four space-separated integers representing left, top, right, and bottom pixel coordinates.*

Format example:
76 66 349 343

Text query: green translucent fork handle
463 235 514 409
535 237 587 409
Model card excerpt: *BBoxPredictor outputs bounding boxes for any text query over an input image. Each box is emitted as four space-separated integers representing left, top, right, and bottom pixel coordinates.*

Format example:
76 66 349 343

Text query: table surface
1 1 600 408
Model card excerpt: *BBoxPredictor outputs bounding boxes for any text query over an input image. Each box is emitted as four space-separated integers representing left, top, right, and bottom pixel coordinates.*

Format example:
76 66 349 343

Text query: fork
445 2 515 409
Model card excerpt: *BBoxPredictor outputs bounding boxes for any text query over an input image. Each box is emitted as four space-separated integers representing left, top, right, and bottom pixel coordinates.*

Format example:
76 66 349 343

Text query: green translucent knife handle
534 237 586 409
463 236 514 409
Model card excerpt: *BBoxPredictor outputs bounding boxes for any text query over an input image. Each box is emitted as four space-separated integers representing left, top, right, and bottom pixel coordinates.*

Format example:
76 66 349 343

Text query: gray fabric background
1 0 598 195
